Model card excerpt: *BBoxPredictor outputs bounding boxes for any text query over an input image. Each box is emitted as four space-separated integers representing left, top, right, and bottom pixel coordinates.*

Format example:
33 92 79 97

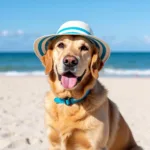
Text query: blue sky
0 0 150 52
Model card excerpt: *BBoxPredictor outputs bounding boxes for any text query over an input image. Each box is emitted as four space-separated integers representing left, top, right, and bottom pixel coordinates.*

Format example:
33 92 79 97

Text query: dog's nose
63 55 78 67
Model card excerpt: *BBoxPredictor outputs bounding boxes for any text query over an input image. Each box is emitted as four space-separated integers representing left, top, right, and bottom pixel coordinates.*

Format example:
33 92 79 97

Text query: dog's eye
57 42 65 49
80 45 89 51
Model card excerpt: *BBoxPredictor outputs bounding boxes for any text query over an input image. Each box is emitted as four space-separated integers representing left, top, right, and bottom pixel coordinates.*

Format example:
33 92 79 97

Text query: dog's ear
90 47 104 79
40 50 53 75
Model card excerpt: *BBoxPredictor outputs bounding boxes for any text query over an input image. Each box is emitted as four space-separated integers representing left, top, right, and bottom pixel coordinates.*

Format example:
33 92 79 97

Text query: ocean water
0 52 150 77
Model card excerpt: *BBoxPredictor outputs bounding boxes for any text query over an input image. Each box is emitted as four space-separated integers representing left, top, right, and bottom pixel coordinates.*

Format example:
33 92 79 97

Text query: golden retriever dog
41 35 142 150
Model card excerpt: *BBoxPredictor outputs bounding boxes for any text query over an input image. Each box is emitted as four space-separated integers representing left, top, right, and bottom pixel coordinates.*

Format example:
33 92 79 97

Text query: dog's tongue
61 74 77 89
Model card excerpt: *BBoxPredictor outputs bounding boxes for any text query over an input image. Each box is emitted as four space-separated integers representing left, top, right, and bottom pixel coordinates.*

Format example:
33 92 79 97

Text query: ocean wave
1 69 150 76
0 71 45 76
104 68 150 76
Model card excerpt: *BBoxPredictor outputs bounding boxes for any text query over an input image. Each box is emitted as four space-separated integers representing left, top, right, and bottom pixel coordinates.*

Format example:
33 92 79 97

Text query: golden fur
41 35 142 150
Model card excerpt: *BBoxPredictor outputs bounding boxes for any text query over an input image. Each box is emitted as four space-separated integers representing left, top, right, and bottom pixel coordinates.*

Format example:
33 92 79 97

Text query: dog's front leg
86 124 109 150
47 127 61 150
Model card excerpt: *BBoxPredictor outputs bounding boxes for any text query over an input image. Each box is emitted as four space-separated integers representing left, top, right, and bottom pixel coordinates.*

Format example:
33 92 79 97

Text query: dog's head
41 35 104 98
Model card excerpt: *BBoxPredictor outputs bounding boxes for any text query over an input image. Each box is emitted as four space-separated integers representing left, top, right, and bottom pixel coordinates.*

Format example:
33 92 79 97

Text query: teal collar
54 90 90 106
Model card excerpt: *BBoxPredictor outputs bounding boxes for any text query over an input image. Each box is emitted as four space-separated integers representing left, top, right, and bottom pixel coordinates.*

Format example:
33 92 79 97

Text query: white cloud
144 35 150 44
0 30 24 37
0 30 9 36
16 29 24 35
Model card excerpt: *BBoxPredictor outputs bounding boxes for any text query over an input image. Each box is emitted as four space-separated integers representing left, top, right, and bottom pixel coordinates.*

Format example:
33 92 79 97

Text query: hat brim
34 34 110 63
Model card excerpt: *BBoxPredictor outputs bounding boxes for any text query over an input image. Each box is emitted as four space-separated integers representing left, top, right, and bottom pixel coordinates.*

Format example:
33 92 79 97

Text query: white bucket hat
34 20 110 63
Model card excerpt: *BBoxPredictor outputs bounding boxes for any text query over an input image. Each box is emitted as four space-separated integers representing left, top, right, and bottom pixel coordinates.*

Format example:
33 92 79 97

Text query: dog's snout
63 55 78 67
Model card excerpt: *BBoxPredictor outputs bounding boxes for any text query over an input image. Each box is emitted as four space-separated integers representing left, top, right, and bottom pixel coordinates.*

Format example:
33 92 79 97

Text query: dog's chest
49 104 109 149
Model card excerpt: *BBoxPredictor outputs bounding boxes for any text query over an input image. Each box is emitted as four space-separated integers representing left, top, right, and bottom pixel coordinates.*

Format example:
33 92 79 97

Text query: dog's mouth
57 69 86 89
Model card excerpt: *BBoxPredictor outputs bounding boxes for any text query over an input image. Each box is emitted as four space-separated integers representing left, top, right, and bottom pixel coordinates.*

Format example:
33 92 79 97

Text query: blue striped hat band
57 27 91 35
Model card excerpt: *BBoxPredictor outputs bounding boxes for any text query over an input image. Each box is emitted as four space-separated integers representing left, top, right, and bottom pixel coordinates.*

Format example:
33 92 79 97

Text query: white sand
0 76 149 150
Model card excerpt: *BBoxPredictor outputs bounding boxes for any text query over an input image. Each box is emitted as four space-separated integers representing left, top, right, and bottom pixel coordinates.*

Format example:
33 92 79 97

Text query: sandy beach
0 76 150 150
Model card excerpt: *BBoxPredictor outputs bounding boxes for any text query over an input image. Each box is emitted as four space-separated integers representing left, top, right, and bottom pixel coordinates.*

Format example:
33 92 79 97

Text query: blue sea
0 52 150 77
